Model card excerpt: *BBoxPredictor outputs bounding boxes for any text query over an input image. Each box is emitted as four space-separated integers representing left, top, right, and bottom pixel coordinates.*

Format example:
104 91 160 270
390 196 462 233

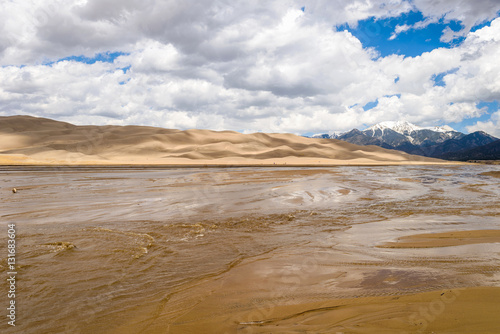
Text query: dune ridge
0 115 450 165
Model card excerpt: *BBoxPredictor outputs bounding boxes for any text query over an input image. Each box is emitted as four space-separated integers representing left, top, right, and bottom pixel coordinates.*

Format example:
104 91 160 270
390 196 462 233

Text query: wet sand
161 287 500 333
381 230 500 248
1 165 499 333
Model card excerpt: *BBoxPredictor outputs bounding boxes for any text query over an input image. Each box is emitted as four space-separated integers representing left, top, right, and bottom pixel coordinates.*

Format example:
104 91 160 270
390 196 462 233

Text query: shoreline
0 162 468 169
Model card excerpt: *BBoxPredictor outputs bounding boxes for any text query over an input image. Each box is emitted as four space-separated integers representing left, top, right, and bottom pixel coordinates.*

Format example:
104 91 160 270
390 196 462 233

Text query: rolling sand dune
0 115 449 165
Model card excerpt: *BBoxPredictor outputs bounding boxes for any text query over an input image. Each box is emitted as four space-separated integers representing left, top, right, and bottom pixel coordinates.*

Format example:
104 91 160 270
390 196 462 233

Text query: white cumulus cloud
0 0 499 135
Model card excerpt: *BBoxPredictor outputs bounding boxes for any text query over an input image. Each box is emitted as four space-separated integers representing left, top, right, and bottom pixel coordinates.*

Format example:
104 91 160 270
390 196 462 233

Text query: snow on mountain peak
366 121 422 134
366 121 456 135
391 121 423 133
430 125 456 133
311 131 342 139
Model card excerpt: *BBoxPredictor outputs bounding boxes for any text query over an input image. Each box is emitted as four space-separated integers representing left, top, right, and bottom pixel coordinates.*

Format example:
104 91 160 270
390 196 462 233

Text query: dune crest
0 115 449 165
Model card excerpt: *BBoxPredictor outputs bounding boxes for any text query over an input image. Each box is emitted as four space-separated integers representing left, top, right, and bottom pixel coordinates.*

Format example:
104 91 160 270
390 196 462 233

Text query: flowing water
0 165 499 333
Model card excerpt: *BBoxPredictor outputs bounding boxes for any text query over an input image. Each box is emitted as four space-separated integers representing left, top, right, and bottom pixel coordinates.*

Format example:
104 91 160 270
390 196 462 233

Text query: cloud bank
0 0 499 136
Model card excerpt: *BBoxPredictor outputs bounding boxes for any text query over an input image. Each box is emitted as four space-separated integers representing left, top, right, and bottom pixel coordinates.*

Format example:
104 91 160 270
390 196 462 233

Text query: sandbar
380 230 500 248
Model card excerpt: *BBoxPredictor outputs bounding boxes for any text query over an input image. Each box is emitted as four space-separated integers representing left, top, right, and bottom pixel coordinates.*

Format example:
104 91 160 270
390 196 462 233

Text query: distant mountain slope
336 129 394 149
0 115 445 166
421 131 499 158
311 121 498 160
440 139 500 161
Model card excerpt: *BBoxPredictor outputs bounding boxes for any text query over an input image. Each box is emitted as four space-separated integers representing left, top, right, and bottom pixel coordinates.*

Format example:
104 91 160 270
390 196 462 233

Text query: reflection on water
0 165 499 333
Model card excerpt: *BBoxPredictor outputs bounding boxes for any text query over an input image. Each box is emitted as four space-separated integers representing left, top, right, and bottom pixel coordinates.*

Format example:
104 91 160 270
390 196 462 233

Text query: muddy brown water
0 165 499 333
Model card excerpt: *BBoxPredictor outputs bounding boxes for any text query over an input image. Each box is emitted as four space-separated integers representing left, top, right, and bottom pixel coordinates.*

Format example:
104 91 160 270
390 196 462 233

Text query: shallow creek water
0 165 499 333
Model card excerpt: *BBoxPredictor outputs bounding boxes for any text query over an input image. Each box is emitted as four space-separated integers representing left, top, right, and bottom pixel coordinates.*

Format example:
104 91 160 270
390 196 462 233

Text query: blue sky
341 9 500 135
341 11 466 58
0 0 500 136
44 52 129 66
450 101 499 133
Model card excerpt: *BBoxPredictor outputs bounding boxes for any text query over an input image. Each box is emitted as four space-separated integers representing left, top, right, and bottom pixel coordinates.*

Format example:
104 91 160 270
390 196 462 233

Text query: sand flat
380 230 500 248
481 171 500 178
160 287 500 334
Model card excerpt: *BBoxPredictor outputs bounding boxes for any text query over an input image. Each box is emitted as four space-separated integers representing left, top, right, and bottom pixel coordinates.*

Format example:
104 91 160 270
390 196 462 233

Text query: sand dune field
0 115 447 166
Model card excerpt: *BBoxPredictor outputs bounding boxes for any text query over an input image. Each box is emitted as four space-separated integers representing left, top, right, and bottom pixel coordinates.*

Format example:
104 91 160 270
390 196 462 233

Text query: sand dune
0 115 449 165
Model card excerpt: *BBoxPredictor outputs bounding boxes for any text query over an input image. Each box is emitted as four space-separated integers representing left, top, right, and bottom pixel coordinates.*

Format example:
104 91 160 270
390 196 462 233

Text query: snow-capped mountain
365 121 424 135
358 121 463 146
309 121 499 160
314 121 459 141
311 132 342 139
365 121 459 138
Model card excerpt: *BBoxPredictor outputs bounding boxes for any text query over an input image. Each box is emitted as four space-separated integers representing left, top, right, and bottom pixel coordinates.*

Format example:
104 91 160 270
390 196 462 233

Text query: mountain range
311 121 499 161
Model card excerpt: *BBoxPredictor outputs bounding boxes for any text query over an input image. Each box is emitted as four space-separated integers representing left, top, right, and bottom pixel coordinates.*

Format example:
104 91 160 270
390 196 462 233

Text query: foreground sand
112 242 500 333
146 287 500 333
0 115 452 166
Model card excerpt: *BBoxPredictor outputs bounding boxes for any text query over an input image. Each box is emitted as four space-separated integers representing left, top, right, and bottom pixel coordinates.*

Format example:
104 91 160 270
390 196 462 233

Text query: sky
1 0 500 137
